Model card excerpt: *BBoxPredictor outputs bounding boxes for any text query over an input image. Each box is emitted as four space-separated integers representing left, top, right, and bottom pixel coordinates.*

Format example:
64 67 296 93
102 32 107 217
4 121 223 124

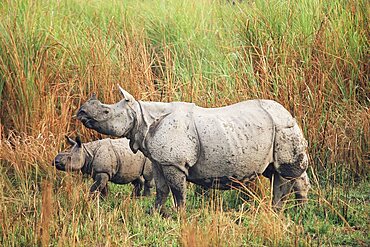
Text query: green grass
0 0 369 246
1 164 368 246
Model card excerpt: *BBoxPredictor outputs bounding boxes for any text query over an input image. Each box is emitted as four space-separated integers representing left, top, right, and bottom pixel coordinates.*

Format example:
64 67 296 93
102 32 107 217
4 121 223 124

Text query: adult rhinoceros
76 86 310 212
53 136 154 197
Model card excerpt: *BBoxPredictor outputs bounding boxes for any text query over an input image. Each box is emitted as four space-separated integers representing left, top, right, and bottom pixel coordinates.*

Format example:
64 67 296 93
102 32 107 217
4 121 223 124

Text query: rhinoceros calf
53 136 154 197
76 86 310 212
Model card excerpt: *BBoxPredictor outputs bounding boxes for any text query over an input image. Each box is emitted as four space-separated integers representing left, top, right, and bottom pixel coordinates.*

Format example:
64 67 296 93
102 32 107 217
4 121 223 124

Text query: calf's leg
90 173 109 198
101 184 109 197
131 177 144 197
143 178 154 197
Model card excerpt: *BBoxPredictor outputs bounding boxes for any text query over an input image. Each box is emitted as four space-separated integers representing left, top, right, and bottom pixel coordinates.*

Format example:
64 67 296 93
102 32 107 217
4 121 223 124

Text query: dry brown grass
40 180 53 247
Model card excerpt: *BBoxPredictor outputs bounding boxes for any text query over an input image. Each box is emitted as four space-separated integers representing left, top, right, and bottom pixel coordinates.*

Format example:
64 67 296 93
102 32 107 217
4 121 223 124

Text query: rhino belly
187 106 274 188
110 173 139 184
187 169 259 189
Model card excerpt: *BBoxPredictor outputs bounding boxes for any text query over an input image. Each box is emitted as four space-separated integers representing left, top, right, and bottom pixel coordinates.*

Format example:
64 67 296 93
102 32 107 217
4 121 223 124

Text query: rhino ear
129 138 139 154
75 136 82 147
90 93 97 100
65 135 76 146
118 84 135 102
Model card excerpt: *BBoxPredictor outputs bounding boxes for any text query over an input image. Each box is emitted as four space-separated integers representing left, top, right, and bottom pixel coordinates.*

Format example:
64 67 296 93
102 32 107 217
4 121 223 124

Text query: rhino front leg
90 173 110 198
153 163 170 214
143 163 154 197
162 165 187 209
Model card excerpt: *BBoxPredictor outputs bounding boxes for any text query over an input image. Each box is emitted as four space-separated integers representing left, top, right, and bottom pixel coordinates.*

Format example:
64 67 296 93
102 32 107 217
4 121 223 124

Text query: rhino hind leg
162 165 187 208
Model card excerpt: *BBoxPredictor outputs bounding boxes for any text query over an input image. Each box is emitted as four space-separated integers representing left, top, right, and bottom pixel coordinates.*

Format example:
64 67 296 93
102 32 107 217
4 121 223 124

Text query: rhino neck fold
80 141 101 176
128 101 173 155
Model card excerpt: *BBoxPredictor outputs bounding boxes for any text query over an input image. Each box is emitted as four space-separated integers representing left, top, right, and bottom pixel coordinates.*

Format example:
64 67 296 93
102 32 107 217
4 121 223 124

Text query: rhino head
76 87 137 138
53 136 92 172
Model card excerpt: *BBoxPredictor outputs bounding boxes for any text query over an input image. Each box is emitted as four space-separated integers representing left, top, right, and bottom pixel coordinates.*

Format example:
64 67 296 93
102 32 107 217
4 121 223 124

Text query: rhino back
87 139 118 178
259 100 296 128
85 139 144 183
188 100 278 181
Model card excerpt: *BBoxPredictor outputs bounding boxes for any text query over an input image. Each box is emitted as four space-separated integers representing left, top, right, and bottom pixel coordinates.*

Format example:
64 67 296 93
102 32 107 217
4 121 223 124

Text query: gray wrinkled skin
77 86 310 212
52 136 154 197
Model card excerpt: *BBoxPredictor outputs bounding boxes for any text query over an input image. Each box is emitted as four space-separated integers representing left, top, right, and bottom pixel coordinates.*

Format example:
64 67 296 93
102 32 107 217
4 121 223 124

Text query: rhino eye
103 110 109 114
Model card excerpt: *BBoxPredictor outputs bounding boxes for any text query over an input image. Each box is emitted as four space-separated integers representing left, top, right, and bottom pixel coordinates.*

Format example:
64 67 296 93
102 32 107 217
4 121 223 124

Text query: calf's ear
90 93 97 100
75 136 82 147
118 84 135 102
65 136 76 146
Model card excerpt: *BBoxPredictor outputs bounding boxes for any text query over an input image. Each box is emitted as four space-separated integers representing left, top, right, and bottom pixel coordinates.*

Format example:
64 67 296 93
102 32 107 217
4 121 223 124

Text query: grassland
0 0 369 246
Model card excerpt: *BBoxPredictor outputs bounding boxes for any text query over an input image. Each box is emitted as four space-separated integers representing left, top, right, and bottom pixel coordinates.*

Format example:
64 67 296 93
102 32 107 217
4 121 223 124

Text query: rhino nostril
77 108 90 118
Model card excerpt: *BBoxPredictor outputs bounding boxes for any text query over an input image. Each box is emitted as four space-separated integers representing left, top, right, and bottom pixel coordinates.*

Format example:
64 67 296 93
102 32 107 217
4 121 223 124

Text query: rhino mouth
77 112 96 128
80 118 95 128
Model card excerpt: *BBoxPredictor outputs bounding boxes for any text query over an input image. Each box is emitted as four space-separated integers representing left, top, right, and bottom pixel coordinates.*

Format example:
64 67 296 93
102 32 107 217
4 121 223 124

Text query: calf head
76 86 137 138
53 136 91 172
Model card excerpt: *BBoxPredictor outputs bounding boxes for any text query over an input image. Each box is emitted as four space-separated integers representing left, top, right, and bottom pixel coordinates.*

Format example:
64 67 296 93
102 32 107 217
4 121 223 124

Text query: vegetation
0 0 368 246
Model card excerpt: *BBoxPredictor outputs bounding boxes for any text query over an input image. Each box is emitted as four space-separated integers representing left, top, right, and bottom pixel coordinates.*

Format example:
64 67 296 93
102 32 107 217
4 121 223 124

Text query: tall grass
0 0 368 245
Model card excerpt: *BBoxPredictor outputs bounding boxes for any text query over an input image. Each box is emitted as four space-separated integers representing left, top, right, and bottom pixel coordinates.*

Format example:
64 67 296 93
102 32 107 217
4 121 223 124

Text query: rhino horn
75 136 82 147
65 135 76 146
90 93 97 100
118 84 135 102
